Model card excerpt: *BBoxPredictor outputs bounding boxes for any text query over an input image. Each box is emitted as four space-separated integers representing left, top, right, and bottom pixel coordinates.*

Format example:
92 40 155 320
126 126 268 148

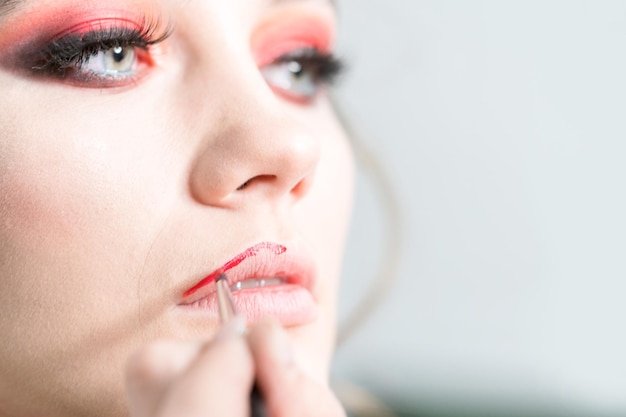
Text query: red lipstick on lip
183 242 287 297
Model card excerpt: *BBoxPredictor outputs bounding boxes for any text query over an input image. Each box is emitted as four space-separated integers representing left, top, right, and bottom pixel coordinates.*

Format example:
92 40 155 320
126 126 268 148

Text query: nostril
236 175 276 191
236 179 251 191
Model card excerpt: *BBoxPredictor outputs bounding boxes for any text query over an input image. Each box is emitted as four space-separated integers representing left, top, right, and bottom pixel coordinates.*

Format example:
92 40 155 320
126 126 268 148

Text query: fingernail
214 316 247 341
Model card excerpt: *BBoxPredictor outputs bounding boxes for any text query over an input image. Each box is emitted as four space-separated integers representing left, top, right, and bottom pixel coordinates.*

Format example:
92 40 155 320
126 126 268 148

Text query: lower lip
179 284 317 326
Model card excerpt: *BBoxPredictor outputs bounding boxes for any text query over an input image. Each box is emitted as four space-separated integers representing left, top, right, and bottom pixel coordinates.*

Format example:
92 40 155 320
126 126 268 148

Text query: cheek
1 144 107 243
0 107 147 264
290 111 355 376
0 84 190 320
0 78 185 272
297 110 355 294
0 85 185 413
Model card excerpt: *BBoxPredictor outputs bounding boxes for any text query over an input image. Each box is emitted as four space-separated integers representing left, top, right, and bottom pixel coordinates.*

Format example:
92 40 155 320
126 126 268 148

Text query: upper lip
178 241 315 305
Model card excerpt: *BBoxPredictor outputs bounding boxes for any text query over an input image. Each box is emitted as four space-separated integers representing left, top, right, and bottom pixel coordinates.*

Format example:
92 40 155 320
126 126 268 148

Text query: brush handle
250 384 268 417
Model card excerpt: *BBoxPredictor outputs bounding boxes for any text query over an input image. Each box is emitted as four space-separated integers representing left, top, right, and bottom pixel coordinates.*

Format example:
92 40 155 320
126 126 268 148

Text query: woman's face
0 0 354 415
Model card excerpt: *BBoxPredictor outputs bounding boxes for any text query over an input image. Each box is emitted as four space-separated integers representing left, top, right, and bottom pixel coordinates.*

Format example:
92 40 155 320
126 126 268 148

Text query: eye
81 45 137 76
261 47 343 102
29 19 172 87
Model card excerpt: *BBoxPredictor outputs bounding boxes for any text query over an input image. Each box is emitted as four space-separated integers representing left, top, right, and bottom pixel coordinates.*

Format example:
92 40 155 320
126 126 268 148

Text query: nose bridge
188 82 321 208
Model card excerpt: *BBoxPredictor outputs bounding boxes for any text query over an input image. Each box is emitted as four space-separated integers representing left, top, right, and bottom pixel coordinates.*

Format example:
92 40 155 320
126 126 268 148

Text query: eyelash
31 18 172 83
272 47 344 84
29 19 344 99
260 47 344 102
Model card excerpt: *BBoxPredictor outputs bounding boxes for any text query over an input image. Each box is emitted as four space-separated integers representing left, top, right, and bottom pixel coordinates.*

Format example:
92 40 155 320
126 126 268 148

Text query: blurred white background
332 1 626 416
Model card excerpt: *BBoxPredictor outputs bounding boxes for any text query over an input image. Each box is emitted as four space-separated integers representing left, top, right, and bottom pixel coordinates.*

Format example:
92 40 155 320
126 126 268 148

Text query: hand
248 319 346 417
125 318 346 417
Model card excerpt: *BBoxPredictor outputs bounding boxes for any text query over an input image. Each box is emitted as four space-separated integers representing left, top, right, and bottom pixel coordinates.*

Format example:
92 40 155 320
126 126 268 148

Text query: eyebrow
0 0 20 16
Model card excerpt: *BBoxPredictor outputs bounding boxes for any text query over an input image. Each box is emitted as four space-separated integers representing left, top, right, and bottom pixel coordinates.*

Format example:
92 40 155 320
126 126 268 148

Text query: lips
178 241 317 325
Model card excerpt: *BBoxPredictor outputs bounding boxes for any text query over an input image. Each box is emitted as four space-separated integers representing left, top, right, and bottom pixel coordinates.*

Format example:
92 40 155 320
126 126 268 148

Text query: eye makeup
253 16 343 102
252 16 334 67
0 6 172 87
1 3 343 99
261 47 343 102
30 18 172 84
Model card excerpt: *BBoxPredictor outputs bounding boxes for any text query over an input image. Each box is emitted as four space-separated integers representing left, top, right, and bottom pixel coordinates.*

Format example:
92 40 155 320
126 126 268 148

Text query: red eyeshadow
0 6 152 51
252 18 334 67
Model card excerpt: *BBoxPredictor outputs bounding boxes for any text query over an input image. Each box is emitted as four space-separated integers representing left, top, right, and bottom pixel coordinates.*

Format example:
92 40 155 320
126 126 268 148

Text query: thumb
248 319 345 417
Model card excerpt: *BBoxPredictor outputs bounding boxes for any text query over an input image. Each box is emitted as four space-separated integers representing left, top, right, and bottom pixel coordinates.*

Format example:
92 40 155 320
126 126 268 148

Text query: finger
126 340 203 417
157 317 254 417
248 319 346 417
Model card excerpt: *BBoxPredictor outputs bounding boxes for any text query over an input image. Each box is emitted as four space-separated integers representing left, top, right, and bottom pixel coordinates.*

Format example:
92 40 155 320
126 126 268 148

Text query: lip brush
215 274 268 417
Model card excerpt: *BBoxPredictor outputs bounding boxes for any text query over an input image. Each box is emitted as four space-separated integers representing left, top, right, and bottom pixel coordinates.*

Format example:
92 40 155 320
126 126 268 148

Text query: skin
0 0 354 416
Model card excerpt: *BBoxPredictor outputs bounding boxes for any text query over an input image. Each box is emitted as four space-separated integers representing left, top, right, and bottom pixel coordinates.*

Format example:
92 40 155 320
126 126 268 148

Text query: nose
188 92 320 209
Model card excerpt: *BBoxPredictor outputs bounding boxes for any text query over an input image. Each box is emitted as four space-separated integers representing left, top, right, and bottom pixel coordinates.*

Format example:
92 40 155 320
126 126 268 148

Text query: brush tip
216 273 227 282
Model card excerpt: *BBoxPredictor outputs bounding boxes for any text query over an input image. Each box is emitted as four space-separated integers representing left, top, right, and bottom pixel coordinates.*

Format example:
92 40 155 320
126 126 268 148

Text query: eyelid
251 14 335 67
0 7 170 49
15 14 173 88
261 47 344 104
0 11 171 73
